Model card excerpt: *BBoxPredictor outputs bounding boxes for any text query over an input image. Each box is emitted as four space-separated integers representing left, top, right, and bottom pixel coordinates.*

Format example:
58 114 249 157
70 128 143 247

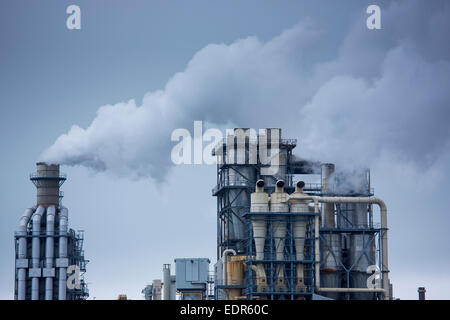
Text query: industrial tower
14 163 88 300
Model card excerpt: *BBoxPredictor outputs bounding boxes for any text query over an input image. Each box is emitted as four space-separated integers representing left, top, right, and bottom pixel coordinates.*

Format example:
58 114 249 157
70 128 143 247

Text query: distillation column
270 180 289 292
250 180 269 292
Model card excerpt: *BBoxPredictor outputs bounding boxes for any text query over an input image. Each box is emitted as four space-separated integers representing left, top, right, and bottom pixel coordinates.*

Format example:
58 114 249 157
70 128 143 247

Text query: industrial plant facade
212 128 391 300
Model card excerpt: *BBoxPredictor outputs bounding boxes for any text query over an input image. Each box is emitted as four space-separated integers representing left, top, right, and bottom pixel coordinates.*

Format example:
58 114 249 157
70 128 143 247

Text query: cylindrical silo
270 180 288 292
250 180 269 292
288 181 311 292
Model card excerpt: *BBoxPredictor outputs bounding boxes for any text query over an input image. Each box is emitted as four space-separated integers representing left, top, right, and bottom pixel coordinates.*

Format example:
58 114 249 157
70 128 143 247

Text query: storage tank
335 168 376 300
250 179 269 292
270 180 289 292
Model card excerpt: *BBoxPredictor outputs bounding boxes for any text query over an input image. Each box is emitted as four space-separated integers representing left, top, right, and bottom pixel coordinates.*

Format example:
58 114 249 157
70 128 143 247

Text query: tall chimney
30 162 66 208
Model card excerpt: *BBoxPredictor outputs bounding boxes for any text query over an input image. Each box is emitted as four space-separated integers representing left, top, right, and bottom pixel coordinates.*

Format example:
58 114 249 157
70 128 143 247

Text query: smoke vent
30 163 66 207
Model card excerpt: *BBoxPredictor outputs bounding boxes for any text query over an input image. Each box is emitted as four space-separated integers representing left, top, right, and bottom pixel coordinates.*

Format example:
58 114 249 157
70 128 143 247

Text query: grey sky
1 0 449 299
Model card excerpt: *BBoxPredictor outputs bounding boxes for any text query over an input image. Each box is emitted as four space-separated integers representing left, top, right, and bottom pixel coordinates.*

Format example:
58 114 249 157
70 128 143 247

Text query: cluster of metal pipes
17 205 69 300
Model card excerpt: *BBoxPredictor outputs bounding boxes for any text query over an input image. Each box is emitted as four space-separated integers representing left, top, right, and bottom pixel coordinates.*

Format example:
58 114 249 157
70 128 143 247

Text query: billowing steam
40 1 450 180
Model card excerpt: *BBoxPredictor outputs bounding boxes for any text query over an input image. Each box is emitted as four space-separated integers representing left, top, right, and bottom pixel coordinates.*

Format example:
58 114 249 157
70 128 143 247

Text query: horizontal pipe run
319 288 387 293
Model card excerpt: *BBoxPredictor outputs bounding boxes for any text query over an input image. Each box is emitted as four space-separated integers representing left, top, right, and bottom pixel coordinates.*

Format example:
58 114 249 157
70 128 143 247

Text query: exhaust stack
288 181 311 292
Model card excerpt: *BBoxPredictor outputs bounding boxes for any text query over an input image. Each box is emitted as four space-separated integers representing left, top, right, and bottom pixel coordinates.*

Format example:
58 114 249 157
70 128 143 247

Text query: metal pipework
293 195 389 299
288 181 310 291
58 207 68 300
17 207 35 300
45 206 56 300
31 205 45 300
250 180 269 291
321 163 335 228
270 180 288 290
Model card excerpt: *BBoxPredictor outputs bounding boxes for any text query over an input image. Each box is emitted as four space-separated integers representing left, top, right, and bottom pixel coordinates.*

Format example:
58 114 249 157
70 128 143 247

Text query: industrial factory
14 163 89 300
141 128 392 301
13 128 392 300
13 128 391 301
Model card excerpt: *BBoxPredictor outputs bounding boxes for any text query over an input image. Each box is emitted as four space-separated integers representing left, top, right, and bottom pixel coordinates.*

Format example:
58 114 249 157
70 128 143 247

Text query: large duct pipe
17 207 35 300
250 180 268 292
45 206 56 300
58 207 68 300
163 264 171 300
293 195 389 300
31 205 45 300
288 181 311 292
270 180 288 292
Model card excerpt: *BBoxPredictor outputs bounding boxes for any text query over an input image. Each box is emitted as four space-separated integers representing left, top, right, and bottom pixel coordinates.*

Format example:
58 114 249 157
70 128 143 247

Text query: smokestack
418 287 426 300
30 163 65 207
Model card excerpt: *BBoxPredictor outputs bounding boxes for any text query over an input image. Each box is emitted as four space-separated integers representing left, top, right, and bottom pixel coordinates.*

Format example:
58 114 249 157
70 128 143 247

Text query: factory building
212 128 391 300
14 163 88 300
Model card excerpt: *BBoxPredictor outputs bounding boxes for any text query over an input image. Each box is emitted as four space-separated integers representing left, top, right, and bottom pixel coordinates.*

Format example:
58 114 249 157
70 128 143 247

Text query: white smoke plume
40 1 450 180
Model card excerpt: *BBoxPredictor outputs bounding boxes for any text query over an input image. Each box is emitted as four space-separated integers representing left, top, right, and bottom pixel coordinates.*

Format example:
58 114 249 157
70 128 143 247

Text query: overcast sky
1 0 450 300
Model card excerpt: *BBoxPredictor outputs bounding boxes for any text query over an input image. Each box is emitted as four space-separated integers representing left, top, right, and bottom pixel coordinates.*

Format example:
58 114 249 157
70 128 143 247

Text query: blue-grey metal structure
175 258 210 300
